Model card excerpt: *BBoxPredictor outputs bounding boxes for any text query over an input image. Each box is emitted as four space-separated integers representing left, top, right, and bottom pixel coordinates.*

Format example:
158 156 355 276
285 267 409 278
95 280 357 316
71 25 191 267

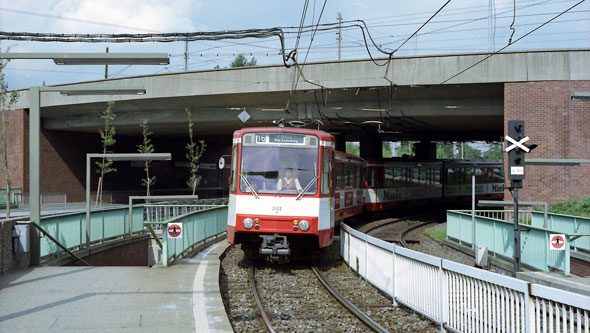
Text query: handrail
20 221 90 266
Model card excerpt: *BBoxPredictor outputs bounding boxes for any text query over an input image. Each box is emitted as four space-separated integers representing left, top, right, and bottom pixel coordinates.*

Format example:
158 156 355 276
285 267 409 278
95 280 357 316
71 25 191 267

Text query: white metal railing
340 223 590 333
143 198 228 229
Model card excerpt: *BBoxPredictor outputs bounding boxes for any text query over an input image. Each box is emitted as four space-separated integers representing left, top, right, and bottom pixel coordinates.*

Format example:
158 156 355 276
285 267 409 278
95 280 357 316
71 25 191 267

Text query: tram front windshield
240 145 318 195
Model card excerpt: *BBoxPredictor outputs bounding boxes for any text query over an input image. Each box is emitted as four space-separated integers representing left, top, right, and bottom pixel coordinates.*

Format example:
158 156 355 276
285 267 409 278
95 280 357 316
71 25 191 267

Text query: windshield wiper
296 176 318 201
240 172 259 199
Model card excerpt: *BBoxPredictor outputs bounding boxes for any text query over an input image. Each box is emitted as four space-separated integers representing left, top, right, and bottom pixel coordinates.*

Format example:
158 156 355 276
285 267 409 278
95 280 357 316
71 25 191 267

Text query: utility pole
184 40 189 72
104 47 109 79
336 12 342 61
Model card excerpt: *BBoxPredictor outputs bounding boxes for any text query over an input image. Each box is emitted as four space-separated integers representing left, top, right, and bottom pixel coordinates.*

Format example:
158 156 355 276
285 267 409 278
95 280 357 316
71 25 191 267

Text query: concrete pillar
360 136 382 160
334 134 346 153
414 141 437 160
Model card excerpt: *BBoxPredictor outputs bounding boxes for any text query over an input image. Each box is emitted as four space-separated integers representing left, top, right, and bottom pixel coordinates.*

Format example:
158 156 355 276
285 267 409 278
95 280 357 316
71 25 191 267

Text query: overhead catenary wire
440 0 586 84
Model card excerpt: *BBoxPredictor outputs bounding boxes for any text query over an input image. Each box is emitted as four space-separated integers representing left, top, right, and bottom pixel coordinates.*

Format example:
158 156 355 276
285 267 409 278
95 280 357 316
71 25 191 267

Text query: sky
1 0 589 90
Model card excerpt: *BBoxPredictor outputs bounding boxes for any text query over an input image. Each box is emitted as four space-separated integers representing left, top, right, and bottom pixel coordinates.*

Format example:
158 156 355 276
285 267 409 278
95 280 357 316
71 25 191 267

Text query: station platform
0 240 232 332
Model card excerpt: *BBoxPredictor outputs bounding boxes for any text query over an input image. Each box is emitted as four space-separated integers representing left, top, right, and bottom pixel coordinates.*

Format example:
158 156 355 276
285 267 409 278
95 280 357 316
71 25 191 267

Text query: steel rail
311 266 389 333
250 266 275 333
399 219 439 248
361 212 438 235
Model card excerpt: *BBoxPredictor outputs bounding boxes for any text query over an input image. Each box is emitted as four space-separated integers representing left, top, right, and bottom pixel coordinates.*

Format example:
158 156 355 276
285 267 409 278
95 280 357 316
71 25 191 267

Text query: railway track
250 264 388 333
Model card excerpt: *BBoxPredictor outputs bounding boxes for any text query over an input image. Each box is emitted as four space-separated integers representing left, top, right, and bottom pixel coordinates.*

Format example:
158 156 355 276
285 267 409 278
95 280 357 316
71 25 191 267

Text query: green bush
425 227 446 241
548 197 590 218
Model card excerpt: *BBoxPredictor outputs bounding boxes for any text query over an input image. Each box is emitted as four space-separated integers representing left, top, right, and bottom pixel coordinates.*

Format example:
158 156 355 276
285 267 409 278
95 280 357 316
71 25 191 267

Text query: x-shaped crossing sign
505 135 530 152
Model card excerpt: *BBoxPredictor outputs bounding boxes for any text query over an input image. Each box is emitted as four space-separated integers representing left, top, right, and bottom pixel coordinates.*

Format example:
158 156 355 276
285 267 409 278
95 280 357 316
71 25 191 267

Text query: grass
425 227 446 241
544 197 590 218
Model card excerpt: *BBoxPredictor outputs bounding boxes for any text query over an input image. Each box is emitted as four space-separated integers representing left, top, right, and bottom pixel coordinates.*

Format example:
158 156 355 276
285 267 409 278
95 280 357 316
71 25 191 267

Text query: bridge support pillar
334 134 346 153
414 141 437 160
360 136 382 160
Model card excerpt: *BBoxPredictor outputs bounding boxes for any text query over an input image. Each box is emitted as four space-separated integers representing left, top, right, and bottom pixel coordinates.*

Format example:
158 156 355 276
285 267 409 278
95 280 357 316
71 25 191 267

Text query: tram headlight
299 220 310 231
243 218 254 230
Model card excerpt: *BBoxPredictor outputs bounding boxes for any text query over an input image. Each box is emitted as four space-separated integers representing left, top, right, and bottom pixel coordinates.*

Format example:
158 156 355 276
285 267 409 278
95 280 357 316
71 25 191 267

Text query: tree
463 144 483 160
483 143 504 160
346 142 359 157
396 141 414 158
95 101 116 207
230 54 257 68
137 119 156 196
436 142 455 159
0 51 19 218
185 108 207 195
382 141 393 158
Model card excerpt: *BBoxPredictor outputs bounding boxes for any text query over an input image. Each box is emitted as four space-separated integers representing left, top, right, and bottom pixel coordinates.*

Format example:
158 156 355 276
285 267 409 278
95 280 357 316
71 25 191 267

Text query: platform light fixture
0 53 170 65
360 108 386 112
59 87 146 96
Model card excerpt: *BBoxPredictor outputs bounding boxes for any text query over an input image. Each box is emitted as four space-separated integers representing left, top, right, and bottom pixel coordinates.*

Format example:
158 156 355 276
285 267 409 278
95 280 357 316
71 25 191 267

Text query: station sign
549 234 566 250
167 223 183 239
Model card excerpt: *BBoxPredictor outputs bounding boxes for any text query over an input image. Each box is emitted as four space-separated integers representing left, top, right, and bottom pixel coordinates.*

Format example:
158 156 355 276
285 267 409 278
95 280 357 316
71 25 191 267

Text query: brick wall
504 81 590 204
0 109 26 192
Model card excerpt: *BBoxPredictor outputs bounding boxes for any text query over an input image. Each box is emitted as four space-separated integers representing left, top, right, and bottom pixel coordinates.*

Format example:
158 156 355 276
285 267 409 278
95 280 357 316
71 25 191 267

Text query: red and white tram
227 127 365 261
363 160 504 211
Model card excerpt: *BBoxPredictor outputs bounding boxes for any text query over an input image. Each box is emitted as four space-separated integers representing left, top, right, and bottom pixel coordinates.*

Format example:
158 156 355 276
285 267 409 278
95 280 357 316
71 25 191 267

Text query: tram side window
230 145 238 192
352 165 359 188
393 168 403 187
384 167 394 187
412 167 420 186
360 166 366 187
336 162 343 189
321 148 331 195
474 168 484 184
493 168 503 183
446 168 456 185
434 168 441 184
367 167 375 187
345 164 353 188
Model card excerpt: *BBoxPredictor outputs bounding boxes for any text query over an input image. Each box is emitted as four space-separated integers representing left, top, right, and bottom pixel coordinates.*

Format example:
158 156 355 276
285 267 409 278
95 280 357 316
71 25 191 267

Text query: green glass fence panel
163 206 228 263
132 207 144 233
103 209 125 239
521 229 549 271
90 211 104 242
40 218 59 256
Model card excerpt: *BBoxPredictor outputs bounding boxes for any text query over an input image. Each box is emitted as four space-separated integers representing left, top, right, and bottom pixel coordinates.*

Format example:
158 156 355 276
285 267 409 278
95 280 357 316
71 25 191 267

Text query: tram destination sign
255 133 305 145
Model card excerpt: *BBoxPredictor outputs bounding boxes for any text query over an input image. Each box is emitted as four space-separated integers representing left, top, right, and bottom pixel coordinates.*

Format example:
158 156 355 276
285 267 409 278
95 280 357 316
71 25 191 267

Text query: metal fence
447 210 589 274
144 198 228 226
39 206 144 258
145 206 228 267
0 188 21 206
340 223 590 333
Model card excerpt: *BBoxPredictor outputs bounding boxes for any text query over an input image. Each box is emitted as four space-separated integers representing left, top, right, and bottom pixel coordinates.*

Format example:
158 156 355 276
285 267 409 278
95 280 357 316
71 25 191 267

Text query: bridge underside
42 83 503 142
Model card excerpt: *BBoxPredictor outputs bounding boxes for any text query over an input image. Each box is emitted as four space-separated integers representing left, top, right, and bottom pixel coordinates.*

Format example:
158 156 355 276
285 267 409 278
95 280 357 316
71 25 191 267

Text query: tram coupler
259 234 290 258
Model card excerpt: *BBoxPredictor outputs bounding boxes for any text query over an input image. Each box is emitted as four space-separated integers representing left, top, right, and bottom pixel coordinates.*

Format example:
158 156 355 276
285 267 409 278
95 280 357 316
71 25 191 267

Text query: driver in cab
277 168 303 192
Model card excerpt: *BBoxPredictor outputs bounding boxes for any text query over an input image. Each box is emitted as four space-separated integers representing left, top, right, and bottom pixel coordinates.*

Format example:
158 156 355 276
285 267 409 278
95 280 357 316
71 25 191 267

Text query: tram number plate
272 206 282 213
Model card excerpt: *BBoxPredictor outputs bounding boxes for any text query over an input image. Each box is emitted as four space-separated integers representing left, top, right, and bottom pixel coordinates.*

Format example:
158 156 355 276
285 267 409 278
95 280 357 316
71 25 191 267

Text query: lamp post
28 86 148 266
85 153 171 249
1 52 169 266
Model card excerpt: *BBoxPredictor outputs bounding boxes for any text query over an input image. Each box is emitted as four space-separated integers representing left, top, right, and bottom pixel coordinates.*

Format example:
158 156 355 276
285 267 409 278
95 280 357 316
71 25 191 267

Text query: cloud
1 0 201 33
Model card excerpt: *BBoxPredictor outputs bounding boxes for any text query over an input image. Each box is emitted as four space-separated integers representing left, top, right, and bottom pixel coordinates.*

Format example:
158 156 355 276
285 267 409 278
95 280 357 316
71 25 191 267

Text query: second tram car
363 160 504 211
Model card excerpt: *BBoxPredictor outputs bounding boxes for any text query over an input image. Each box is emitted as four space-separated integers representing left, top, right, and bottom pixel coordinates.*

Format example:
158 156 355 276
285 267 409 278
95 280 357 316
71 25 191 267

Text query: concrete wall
0 218 30 274
504 80 590 204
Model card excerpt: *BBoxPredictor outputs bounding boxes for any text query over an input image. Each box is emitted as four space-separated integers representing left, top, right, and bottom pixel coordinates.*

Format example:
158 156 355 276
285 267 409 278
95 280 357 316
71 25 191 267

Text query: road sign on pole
167 223 183 239
550 234 566 250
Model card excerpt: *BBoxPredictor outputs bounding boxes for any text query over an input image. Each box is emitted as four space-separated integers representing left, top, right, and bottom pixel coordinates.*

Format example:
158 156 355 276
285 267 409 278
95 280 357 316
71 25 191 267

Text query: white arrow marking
505 136 530 153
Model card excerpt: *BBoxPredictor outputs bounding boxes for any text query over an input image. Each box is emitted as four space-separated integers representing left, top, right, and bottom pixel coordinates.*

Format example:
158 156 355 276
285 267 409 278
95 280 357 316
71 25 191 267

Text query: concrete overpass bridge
7 49 590 204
